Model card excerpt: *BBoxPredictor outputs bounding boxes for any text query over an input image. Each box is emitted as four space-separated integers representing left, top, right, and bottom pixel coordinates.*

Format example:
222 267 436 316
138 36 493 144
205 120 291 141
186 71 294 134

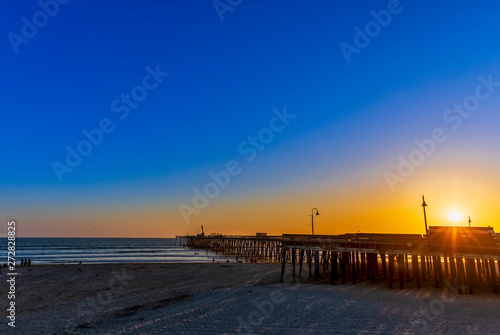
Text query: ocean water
0 238 225 264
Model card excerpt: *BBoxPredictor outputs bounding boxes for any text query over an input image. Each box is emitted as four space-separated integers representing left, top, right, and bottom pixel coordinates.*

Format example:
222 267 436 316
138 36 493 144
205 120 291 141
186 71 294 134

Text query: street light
421 195 428 236
310 208 319 235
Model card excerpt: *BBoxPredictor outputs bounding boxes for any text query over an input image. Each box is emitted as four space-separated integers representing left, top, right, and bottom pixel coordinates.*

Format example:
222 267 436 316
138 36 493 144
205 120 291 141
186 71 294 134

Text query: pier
176 226 500 294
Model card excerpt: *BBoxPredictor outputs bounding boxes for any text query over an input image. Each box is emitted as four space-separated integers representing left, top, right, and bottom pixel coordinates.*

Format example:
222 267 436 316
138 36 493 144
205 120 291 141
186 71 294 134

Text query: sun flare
448 211 462 223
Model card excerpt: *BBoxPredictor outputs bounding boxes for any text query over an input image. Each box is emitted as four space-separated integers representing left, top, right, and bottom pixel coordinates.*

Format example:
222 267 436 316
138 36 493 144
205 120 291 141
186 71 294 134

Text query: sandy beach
1 263 500 334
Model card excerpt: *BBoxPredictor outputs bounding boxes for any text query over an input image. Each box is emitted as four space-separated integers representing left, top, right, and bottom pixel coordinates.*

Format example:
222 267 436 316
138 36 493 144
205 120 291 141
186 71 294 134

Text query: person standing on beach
28 259 31 267
78 261 83 272
20 258 23 267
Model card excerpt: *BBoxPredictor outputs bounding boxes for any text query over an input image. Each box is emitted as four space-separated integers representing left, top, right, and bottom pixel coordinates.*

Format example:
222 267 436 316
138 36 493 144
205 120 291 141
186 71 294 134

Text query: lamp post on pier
310 208 319 235
421 195 428 236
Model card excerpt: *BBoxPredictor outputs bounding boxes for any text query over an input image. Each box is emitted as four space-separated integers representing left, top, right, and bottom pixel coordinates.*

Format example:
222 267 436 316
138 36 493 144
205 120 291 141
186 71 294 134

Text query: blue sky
2 0 500 236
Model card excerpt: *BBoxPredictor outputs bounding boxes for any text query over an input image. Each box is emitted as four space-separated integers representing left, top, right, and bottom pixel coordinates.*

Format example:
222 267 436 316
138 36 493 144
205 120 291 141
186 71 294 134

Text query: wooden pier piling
314 250 320 281
412 254 420 288
389 254 395 289
298 249 304 278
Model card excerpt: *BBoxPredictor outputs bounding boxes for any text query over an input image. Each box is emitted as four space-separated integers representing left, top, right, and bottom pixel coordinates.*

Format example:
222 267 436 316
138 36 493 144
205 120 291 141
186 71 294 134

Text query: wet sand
1 263 499 334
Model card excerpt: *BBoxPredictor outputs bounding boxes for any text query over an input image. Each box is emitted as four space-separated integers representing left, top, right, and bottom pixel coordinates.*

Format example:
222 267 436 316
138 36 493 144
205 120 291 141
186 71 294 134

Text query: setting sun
448 211 462 222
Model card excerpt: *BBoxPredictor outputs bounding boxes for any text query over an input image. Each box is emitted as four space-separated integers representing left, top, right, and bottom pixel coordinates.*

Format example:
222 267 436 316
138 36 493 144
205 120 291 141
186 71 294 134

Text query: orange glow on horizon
8 155 500 238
